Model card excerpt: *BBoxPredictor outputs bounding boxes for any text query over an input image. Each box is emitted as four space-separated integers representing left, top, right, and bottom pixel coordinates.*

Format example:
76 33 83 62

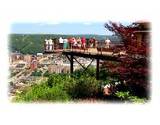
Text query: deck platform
44 48 122 80
62 49 122 79
62 50 121 61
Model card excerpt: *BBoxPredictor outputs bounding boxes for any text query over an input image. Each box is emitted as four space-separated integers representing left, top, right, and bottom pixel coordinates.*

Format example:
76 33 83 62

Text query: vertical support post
96 58 100 80
70 54 73 74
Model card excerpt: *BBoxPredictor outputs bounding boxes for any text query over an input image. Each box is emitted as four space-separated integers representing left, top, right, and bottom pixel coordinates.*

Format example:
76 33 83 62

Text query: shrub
115 91 147 103
42 85 70 102
15 83 48 102
14 70 108 102
31 70 42 76
115 91 130 100
14 82 71 102
47 74 64 87
63 77 76 96
43 70 50 77
47 71 102 100
72 76 101 99
73 66 96 78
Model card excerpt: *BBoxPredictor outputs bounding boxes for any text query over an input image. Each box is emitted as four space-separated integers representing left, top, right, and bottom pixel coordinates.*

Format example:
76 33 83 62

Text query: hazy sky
11 22 113 35
11 22 132 35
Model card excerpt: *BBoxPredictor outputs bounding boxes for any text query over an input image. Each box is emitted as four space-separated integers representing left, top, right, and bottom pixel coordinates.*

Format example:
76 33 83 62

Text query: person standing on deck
92 37 96 48
63 38 68 50
45 39 49 51
105 38 111 49
68 37 72 50
90 37 96 48
49 39 53 51
59 37 64 49
72 37 77 48
77 37 81 48
70 37 76 50
81 37 86 50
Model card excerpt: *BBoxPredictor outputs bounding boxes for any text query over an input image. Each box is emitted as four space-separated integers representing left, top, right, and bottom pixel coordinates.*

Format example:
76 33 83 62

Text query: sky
11 22 113 35
11 22 132 35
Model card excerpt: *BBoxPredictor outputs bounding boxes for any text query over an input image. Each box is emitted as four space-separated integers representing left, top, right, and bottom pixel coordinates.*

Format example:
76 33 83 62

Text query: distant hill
9 34 121 54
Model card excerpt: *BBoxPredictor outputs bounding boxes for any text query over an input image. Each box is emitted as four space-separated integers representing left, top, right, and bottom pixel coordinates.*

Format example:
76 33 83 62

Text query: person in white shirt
49 39 53 51
105 38 111 48
72 37 77 47
45 39 49 51
77 37 81 48
59 37 64 49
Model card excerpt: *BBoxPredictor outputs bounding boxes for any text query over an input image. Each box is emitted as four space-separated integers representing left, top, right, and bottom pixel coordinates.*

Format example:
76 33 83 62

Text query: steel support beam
70 54 73 74
96 58 100 80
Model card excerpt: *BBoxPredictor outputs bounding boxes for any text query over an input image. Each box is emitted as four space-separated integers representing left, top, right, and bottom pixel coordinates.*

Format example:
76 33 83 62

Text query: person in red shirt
81 37 86 50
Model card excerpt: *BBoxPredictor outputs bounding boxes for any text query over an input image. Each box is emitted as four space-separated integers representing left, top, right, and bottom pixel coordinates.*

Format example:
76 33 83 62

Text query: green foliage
47 73 67 87
14 68 102 102
31 70 42 76
115 91 130 100
9 34 44 54
43 71 50 77
73 66 96 78
14 82 70 102
47 72 101 99
15 83 48 102
14 67 147 103
115 91 146 103
128 96 146 103
10 72 17 77
72 76 100 99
